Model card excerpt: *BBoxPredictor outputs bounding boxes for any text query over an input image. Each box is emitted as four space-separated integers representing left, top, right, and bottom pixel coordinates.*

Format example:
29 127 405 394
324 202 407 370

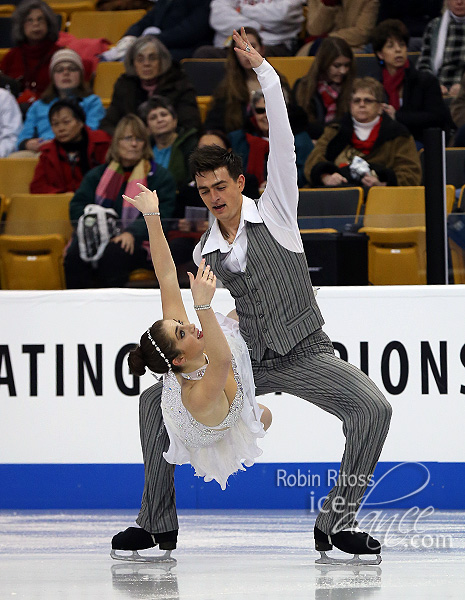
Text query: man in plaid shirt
417 0 465 96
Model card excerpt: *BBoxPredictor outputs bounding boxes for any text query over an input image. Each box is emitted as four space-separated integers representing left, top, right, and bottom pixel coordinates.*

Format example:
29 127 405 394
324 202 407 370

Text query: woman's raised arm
123 183 188 323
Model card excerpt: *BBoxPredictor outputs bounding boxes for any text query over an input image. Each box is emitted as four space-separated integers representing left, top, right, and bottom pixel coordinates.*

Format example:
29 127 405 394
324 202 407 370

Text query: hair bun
128 345 147 377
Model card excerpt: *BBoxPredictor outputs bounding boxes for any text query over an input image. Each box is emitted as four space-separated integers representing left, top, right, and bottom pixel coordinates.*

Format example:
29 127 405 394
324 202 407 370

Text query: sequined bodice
161 355 244 449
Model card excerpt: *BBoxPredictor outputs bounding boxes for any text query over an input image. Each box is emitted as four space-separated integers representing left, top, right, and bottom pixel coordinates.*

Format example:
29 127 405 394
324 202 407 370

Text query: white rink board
1 286 464 464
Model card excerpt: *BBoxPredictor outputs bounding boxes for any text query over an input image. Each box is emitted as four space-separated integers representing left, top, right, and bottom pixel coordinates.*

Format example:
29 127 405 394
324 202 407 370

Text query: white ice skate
314 525 382 566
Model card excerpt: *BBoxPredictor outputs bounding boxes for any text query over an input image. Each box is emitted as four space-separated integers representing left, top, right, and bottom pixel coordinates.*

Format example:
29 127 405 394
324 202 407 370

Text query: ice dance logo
276 463 453 550
357 463 453 550
276 469 375 489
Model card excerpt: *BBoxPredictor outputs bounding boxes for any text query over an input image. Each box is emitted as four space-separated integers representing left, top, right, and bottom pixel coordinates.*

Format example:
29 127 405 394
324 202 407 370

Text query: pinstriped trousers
136 328 391 536
251 329 392 534
136 381 178 534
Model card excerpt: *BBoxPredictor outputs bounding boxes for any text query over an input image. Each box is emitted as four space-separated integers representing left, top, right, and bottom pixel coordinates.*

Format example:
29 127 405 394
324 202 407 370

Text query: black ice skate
110 526 177 563
314 525 382 565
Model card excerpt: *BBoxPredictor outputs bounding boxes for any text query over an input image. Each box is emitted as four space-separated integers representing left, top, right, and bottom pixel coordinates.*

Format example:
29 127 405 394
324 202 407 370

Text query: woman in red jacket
1 0 60 107
30 99 110 193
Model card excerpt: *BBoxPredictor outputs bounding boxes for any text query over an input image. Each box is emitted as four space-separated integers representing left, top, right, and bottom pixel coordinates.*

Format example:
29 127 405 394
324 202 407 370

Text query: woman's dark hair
199 129 230 149
48 98 86 123
294 36 355 122
212 26 264 132
371 19 410 55
128 321 182 375
11 0 59 45
139 95 177 123
189 145 243 180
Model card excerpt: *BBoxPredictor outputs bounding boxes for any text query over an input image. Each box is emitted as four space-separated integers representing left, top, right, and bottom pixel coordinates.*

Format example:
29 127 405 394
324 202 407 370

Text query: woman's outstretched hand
232 27 264 69
123 183 160 215
188 259 216 306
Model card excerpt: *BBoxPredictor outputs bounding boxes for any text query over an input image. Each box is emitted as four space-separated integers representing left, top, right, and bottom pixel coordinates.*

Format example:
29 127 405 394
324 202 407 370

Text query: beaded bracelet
143 212 160 216
194 304 211 311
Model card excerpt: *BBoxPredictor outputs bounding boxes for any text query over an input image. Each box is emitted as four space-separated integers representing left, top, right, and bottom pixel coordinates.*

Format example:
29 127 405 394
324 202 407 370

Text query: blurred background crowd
1 0 464 288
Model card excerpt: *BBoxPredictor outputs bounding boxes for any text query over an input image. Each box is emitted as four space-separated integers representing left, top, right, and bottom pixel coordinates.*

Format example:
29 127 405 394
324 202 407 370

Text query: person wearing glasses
99 35 201 137
228 89 314 189
0 0 60 106
304 76 422 188
64 114 176 288
15 49 105 156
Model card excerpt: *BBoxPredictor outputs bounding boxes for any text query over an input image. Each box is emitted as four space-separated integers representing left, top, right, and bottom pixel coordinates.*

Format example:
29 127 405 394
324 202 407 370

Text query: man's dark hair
48 98 86 124
189 145 243 180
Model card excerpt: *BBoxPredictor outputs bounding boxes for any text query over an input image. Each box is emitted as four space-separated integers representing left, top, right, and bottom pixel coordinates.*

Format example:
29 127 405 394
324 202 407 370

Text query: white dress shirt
193 59 304 273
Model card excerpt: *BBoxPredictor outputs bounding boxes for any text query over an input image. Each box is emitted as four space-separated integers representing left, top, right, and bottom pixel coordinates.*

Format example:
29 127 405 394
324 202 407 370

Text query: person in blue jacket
16 49 105 154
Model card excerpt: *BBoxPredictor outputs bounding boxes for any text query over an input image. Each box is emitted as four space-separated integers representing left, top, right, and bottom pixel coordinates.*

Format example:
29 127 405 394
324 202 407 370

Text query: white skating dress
161 314 265 490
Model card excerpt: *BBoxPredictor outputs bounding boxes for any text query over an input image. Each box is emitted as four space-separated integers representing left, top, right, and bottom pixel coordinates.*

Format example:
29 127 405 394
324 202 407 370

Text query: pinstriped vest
200 221 324 362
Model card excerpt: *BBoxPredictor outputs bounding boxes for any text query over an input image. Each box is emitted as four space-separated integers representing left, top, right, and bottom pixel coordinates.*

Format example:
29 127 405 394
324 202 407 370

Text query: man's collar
201 195 263 255
241 195 262 223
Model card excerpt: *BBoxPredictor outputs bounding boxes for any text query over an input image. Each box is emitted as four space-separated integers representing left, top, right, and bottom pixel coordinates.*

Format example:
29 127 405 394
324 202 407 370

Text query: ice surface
0 509 464 599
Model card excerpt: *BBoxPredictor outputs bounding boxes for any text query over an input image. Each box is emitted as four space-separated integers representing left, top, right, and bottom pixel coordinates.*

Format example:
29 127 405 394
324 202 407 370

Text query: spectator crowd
1 0 464 287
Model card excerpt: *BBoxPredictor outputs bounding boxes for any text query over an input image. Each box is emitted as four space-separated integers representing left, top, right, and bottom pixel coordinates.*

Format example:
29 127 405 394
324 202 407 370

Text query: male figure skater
112 29 391 565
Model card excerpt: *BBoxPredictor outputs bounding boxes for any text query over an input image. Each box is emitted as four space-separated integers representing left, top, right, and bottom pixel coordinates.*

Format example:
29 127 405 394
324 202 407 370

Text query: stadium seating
0 193 73 289
181 56 314 96
92 60 125 108
298 187 363 232
0 157 39 202
68 9 146 44
360 185 455 285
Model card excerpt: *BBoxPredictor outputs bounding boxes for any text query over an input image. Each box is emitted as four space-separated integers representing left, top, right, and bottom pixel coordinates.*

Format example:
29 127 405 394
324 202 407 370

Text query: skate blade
316 551 381 566
110 549 176 564
316 564 382 576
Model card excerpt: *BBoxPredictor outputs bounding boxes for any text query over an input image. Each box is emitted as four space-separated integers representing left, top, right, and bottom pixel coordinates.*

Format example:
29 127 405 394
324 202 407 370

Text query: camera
349 156 371 180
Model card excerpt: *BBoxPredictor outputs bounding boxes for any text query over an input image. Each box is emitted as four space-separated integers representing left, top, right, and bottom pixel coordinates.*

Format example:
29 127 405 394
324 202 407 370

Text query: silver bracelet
194 304 211 311
143 212 160 216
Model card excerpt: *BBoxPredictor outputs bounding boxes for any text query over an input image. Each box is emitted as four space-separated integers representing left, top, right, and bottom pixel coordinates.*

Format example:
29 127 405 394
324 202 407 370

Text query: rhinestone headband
147 328 171 369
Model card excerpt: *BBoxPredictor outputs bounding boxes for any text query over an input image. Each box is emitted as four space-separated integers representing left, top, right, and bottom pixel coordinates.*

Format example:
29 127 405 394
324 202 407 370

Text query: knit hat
49 49 84 75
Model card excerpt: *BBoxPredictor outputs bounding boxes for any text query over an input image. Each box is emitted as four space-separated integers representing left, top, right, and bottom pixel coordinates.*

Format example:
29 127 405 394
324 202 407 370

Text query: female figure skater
125 183 272 492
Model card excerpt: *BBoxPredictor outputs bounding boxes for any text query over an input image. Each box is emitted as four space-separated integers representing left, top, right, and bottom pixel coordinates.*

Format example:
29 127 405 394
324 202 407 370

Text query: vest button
263 328 268 333
259 313 264 318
